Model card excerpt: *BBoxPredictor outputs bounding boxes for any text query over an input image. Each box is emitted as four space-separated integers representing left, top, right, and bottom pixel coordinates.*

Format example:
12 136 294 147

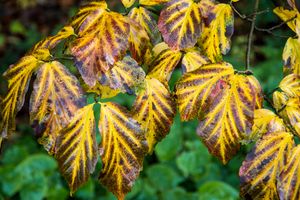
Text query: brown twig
254 15 297 38
231 1 296 38
245 0 260 70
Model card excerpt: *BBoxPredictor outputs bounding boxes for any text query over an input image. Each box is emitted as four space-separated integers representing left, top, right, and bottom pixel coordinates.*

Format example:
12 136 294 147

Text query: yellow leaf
197 73 262 164
274 97 300 137
148 45 182 83
199 3 234 62
132 77 176 153
128 7 161 45
158 0 202 50
248 74 264 109
279 74 300 97
84 83 121 99
139 0 169 6
30 61 85 153
99 102 148 200
99 56 146 94
152 42 169 57
32 26 75 51
71 10 130 86
121 0 135 8
250 109 285 141
240 131 294 199
278 145 300 200
55 104 98 193
283 38 300 75
273 7 299 33
0 49 51 137
273 91 289 112
70 1 108 35
176 62 234 121
128 19 152 64
181 48 209 73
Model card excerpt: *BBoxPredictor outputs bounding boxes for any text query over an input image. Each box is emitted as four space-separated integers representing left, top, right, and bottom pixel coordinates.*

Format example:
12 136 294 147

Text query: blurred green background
0 0 295 199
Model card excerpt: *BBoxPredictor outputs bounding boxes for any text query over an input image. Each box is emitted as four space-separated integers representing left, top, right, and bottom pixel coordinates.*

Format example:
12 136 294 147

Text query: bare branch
246 0 260 70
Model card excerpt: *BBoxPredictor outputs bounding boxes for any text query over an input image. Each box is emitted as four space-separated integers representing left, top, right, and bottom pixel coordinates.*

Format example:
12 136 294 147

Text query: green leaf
154 115 183 161
162 187 197 200
146 164 183 191
198 181 239 200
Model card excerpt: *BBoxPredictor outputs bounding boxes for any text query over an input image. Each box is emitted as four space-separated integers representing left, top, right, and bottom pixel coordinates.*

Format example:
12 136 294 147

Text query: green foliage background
0 0 293 199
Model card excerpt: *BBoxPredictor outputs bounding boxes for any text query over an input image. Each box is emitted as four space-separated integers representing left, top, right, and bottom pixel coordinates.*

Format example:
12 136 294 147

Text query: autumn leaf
0 49 51 138
32 26 75 51
99 102 148 200
278 145 300 200
148 44 182 83
30 61 86 154
99 56 145 94
128 19 152 64
283 38 300 75
128 7 161 45
139 0 169 6
181 48 209 73
240 131 294 199
176 62 234 121
71 10 130 86
250 109 285 141
278 74 300 97
197 73 262 164
274 96 300 137
121 0 135 8
199 3 234 62
84 83 121 99
55 104 98 193
248 74 264 109
70 1 108 35
158 0 202 50
273 7 298 33
132 77 176 153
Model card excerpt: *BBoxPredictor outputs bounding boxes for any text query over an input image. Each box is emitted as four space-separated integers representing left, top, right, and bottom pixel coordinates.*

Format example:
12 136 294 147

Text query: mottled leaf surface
30 61 85 153
139 0 169 6
132 77 176 153
240 131 294 199
55 104 98 193
276 97 300 137
176 62 234 121
181 49 209 73
199 3 234 62
273 7 299 33
197 73 262 164
0 49 50 138
279 74 300 97
148 46 182 83
99 102 148 200
71 10 130 86
128 19 152 64
129 7 161 45
158 0 202 50
278 145 300 200
70 1 108 35
250 109 285 141
283 38 300 75
99 56 146 94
